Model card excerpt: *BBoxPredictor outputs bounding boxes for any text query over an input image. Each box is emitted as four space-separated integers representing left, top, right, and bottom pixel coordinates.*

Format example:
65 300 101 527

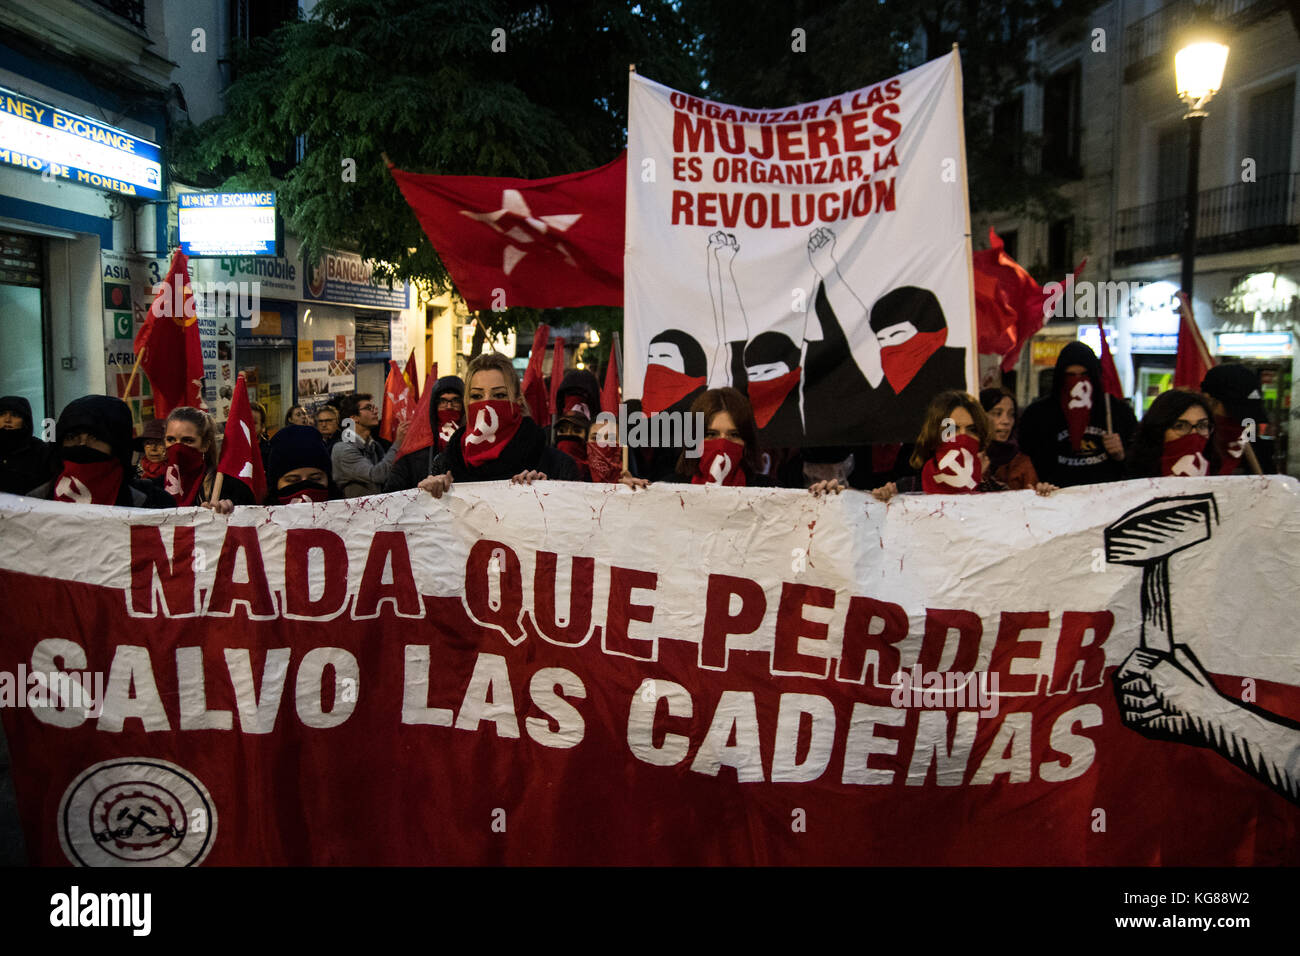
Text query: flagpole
1242 442 1264 475
1105 393 1113 434
209 471 224 506
122 346 146 398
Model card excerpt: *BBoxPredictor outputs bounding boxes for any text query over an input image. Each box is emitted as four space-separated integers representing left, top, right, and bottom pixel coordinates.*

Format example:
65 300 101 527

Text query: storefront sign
0 86 162 199
1130 332 1179 353
1031 338 1068 367
304 249 409 309
1216 332 1293 357
179 192 277 257
1214 272 1298 317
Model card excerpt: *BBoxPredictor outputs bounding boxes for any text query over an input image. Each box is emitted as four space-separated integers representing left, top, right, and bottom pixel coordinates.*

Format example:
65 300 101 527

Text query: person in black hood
417 352 578 498
1017 341 1137 487
383 374 464 492
554 368 601 422
0 396 56 496
628 329 710 481
266 424 341 504
27 395 173 507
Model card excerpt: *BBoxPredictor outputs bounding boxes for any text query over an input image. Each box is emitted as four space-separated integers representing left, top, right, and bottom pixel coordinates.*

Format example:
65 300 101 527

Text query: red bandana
436 408 461 452
1059 372 1093 452
562 395 593 420
1213 416 1244 475
747 367 802 429
1161 434 1209 477
461 400 523 467
588 442 623 483
139 458 167 480
54 458 123 505
881 330 945 393
641 365 705 416
921 433 983 494
164 442 207 505
276 482 331 504
692 438 747 487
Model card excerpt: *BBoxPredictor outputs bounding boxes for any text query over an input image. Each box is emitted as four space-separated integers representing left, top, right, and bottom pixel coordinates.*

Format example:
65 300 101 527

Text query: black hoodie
1017 341 1138 487
0 396 56 495
383 374 466 492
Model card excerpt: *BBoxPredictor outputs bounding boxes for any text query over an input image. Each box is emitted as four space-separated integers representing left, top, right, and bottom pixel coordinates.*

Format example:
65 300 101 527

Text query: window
1042 64 1082 178
992 96 1024 171
1000 229 1019 261
1245 81 1295 231
1048 218 1074 276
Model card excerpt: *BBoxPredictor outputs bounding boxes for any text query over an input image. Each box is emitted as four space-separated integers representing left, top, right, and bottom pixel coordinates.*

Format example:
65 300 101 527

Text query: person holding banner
1017 342 1137 488
1125 389 1220 479
417 352 579 499
26 395 173 508
384 375 466 492
163 406 255 509
979 387 1039 491
265 424 340 504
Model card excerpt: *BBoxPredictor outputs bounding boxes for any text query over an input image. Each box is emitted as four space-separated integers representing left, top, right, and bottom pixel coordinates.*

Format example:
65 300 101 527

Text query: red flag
137 249 205 417
379 360 416 442
387 154 625 311
217 374 266 502
549 336 566 426
1097 317 1124 399
404 350 420 400
601 335 621 418
971 231 1020 358
1174 291 1216 388
521 325 551 422
396 369 436 462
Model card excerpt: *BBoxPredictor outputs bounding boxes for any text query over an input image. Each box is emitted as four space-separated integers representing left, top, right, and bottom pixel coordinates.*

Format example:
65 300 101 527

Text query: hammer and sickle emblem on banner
708 453 732 485
54 475 93 503
935 448 976 488
164 465 183 497
1172 453 1208 477
1068 379 1093 409
464 405 499 445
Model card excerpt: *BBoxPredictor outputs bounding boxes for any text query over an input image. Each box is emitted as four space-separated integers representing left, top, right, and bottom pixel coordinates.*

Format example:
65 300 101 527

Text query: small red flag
404 349 420 400
137 249 205 417
521 325 551 422
601 335 621 418
396 370 436 462
549 336 566 426
379 360 416 442
1097 317 1124 399
217 374 266 502
387 154 625 311
1174 292 1216 388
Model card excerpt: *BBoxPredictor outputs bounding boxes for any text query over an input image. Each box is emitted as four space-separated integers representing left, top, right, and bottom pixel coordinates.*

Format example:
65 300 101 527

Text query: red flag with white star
387 154 625 311
217 374 266 502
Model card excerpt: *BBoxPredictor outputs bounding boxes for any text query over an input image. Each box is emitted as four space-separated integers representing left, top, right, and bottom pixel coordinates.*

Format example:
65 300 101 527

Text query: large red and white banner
624 52 976 446
1 477 1298 865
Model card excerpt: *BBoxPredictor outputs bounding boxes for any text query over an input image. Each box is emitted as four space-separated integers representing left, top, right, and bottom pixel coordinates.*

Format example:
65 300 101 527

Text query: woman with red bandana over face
264 424 340 504
162 406 255 512
1125 389 1221 479
26 395 173 508
417 352 579 499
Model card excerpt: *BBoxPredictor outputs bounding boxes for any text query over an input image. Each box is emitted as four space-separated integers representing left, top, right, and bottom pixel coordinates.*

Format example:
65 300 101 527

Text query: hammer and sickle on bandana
55 475 93 503
935 448 976 488
164 464 184 497
1067 379 1093 410
465 405 500 445
1226 440 1244 459
1172 453 1208 477
708 453 732 485
439 420 458 443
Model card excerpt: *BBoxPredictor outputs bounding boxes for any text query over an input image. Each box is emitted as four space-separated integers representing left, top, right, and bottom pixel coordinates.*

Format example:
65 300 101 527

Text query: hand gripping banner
1 477 1298 865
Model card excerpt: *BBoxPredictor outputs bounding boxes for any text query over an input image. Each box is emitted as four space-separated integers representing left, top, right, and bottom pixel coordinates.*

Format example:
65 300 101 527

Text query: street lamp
1175 22 1229 298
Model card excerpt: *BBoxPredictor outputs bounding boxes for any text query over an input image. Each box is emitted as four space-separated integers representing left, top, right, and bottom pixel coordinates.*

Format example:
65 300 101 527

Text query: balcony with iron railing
1123 0 1287 80
1114 171 1299 263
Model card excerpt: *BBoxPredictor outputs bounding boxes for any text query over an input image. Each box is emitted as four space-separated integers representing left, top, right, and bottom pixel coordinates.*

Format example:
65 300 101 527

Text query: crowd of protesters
0 343 1277 512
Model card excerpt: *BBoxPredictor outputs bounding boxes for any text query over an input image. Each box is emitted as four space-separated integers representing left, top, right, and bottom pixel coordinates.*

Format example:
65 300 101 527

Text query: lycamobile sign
0 86 162 199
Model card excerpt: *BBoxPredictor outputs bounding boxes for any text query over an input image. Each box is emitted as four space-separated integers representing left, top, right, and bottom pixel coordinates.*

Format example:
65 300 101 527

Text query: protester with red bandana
163 406 255 509
553 409 592 481
1201 364 1272 475
585 417 648 488
417 352 579 499
26 395 172 508
383 375 465 492
1125 389 1220 479
133 419 167 482
1017 342 1137 487
265 424 339 504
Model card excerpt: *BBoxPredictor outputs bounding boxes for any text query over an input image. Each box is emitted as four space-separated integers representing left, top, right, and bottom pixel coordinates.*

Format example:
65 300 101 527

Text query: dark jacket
0 396 56 495
384 375 466 492
429 417 580 483
29 474 176 508
1017 341 1138 487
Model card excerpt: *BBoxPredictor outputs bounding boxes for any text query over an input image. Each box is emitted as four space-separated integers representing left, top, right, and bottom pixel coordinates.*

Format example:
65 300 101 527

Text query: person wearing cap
26 395 173 507
553 408 593 480
383 375 465 492
134 419 168 482
0 395 56 496
1201 364 1271 474
266 424 340 504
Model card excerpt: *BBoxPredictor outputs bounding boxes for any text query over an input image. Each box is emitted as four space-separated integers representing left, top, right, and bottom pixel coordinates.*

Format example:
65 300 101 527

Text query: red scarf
1161 434 1209 477
164 443 207 505
1058 372 1093 452
588 442 623 483
692 438 747 487
435 408 461 452
747 367 802 429
139 457 167 480
461 400 523 467
275 480 331 504
54 456 123 505
1213 416 1244 475
881 330 945 393
641 365 705 416
921 433 982 494
556 436 591 480
562 394 593 420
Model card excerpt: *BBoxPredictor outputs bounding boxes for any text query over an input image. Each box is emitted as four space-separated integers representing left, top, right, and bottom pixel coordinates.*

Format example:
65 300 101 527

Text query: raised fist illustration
807 227 838 278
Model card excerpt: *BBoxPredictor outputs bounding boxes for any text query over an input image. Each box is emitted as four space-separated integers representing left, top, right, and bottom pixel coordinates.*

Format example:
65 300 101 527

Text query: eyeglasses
356 403 377 413
1170 419 1213 436
437 397 463 409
